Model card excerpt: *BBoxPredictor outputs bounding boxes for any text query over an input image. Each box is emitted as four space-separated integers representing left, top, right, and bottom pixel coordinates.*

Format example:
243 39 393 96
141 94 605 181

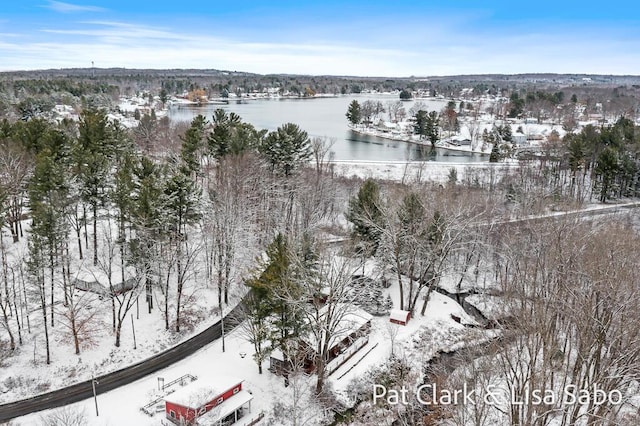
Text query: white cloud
45 1 106 13
42 21 196 41
30 20 412 75
1 19 639 76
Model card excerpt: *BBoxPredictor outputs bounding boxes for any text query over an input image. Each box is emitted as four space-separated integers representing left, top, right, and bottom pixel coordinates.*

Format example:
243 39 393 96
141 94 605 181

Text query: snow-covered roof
270 348 285 362
197 390 253 424
336 305 373 331
165 376 243 408
305 304 373 351
389 309 410 322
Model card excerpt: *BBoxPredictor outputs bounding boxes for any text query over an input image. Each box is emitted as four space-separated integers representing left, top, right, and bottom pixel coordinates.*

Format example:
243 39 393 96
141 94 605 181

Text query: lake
168 94 488 162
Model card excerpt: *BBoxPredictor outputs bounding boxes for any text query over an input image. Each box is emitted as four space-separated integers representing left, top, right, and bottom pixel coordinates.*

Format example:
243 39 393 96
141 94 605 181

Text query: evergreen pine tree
259 123 312 176
246 233 305 358
180 114 207 176
345 100 362 126
130 157 167 315
346 178 384 255
594 147 619 202
164 166 202 332
425 111 440 147
76 108 115 265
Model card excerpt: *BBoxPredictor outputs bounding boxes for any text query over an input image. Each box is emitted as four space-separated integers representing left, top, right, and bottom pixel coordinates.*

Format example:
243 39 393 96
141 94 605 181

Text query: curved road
0 302 245 422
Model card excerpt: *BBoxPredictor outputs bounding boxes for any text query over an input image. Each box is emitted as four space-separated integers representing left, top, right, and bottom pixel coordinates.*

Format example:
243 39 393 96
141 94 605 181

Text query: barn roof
390 309 410 322
197 390 253 424
165 376 243 408
305 303 373 351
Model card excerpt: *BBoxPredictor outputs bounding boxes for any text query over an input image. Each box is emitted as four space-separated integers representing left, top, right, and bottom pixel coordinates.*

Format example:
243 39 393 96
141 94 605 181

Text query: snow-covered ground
465 294 508 322
12 259 492 425
0 211 255 407
350 117 568 156
329 159 518 183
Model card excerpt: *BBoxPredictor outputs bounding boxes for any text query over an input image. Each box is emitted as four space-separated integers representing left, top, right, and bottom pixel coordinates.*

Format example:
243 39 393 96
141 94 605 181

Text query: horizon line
1 67 638 80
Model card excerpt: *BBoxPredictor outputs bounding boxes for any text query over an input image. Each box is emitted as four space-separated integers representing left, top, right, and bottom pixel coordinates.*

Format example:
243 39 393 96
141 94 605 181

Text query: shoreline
168 93 340 107
349 126 491 155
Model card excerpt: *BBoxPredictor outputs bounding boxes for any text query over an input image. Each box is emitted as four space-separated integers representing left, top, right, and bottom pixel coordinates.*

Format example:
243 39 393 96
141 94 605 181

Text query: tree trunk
62 244 69 307
18 211 23 238
224 248 231 305
420 285 434 316
62 262 68 307
111 297 116 330
146 244 154 313
0 237 11 317
174 211 185 333
50 252 55 328
10 267 23 345
115 318 123 347
175 256 183 333
20 265 30 334
83 204 88 250
70 309 80 355
119 218 126 283
0 304 15 350
315 354 326 394
164 264 171 331
217 250 224 307
146 276 153 313
40 275 50 364
93 203 98 266
396 263 404 311
76 209 83 260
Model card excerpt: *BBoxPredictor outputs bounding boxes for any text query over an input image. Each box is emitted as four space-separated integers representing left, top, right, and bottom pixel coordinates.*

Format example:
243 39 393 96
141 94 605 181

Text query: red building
389 309 411 326
269 304 373 376
164 376 255 425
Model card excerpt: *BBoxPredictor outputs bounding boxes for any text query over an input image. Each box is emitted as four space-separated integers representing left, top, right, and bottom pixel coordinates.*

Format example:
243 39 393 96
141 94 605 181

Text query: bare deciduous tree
56 283 101 355
39 406 88 426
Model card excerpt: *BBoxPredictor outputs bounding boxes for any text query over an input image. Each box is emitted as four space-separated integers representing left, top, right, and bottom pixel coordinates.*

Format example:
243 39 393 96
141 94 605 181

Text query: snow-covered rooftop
165 376 243 408
389 309 410 322
197 390 253 424
305 303 373 350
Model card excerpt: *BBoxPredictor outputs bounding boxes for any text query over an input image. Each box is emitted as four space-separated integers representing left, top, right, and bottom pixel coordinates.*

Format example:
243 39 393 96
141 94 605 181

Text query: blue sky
1 0 639 76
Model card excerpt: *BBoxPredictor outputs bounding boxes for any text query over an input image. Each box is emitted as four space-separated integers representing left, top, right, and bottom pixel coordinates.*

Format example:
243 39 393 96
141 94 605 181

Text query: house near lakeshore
164 376 260 425
448 135 472 146
512 130 527 146
269 304 373 377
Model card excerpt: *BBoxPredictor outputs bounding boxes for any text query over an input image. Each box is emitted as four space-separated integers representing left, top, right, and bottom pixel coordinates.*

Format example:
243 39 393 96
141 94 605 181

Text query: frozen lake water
168 94 489 162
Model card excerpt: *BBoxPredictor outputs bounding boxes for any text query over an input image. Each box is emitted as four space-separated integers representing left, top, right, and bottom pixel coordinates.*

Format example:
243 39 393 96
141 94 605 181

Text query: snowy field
330 160 518 183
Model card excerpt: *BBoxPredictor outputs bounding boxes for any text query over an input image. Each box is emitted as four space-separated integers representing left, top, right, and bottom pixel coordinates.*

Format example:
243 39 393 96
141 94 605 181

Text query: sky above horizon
1 0 639 76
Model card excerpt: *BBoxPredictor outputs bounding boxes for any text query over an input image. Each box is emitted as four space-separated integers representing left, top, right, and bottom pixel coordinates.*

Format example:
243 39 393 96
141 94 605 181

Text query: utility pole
91 375 99 416
131 314 137 350
220 300 225 353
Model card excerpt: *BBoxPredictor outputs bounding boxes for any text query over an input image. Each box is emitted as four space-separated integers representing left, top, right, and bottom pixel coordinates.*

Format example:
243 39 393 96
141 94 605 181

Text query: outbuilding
269 304 373 376
389 309 411 326
164 376 255 425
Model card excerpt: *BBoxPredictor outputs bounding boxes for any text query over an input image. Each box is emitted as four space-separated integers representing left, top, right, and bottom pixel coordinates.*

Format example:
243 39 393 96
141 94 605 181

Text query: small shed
389 309 411 326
